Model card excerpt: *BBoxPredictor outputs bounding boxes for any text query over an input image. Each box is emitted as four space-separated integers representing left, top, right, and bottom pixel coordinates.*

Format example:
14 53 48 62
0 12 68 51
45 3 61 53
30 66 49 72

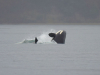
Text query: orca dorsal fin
35 37 38 44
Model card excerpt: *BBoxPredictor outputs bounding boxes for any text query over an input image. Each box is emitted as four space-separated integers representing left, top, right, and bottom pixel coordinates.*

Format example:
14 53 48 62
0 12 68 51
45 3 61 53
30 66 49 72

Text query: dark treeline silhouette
0 0 100 24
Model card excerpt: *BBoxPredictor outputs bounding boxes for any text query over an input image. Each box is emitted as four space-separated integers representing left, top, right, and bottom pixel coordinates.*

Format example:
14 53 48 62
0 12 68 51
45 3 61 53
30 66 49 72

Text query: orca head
49 30 66 44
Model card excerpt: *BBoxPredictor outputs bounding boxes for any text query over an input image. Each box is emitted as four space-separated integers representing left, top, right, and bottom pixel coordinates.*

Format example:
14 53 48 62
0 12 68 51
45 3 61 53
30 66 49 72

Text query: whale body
49 30 66 44
35 30 66 44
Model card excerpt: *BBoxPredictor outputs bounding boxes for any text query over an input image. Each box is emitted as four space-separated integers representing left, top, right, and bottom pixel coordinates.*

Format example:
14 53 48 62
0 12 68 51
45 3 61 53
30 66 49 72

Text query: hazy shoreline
0 23 100 25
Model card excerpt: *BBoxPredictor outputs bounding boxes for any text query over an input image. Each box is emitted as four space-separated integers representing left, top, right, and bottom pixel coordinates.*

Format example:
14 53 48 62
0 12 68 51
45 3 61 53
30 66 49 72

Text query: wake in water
16 29 57 44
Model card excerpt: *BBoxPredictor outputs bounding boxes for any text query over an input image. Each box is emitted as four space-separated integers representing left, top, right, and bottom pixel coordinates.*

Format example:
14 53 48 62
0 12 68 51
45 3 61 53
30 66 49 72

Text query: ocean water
0 25 100 75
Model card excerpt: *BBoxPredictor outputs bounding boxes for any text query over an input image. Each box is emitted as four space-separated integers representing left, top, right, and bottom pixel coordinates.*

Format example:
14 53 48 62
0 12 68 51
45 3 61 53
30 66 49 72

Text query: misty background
0 0 100 24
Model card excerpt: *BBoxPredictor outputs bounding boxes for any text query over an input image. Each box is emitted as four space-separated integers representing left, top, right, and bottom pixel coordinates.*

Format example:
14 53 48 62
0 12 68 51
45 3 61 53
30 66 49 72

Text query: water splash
17 29 57 44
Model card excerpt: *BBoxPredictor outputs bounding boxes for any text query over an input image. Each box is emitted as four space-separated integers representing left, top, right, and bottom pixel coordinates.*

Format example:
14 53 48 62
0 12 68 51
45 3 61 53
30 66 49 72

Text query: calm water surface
0 25 100 75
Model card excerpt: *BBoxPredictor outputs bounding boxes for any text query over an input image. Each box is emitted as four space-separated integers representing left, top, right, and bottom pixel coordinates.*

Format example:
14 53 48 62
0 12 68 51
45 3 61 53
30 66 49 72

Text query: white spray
17 29 57 44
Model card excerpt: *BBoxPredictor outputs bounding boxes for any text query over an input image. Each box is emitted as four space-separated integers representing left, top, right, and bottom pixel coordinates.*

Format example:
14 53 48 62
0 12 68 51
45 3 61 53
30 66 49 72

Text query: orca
49 30 66 44
35 30 66 44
